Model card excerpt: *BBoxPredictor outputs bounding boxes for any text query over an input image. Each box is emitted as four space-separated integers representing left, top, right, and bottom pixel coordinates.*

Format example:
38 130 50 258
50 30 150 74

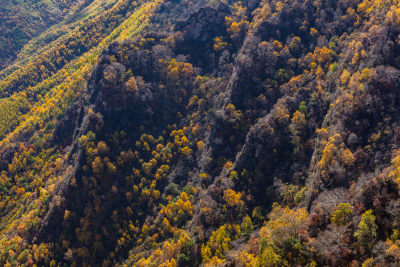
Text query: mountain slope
0 0 400 266
0 0 96 70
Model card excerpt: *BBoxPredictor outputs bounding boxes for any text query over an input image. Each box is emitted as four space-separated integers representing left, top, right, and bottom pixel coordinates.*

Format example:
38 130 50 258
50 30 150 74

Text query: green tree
241 215 253 239
354 210 377 254
256 239 282 267
331 203 352 226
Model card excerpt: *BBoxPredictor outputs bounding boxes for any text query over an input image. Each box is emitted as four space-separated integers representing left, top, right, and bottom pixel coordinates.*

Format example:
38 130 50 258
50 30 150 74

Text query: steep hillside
0 0 96 70
0 0 400 266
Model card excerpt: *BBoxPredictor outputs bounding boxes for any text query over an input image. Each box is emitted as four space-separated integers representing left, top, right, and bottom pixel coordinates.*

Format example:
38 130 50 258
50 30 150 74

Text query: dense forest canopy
0 0 97 70
0 0 400 266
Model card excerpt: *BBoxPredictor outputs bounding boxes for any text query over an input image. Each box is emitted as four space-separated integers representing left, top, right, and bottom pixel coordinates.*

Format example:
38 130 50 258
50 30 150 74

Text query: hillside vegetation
0 0 400 266
0 0 97 69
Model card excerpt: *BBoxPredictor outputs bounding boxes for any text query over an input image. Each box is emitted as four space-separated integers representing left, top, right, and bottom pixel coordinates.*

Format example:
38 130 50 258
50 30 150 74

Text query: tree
223 189 243 208
92 156 104 175
354 210 377 254
201 224 241 264
331 203 352 226
96 141 109 155
260 204 309 247
386 239 400 264
256 243 282 267
289 36 301 54
241 215 253 239
213 37 228 52
289 110 306 155
125 76 138 92
318 134 355 182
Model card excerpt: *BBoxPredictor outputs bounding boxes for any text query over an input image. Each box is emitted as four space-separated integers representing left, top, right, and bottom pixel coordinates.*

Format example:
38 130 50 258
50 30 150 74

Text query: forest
0 0 400 266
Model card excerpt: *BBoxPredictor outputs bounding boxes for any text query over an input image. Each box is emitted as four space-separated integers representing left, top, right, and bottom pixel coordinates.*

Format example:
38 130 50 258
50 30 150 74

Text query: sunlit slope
0 1 164 265
0 0 120 79
0 0 92 69
0 0 162 141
